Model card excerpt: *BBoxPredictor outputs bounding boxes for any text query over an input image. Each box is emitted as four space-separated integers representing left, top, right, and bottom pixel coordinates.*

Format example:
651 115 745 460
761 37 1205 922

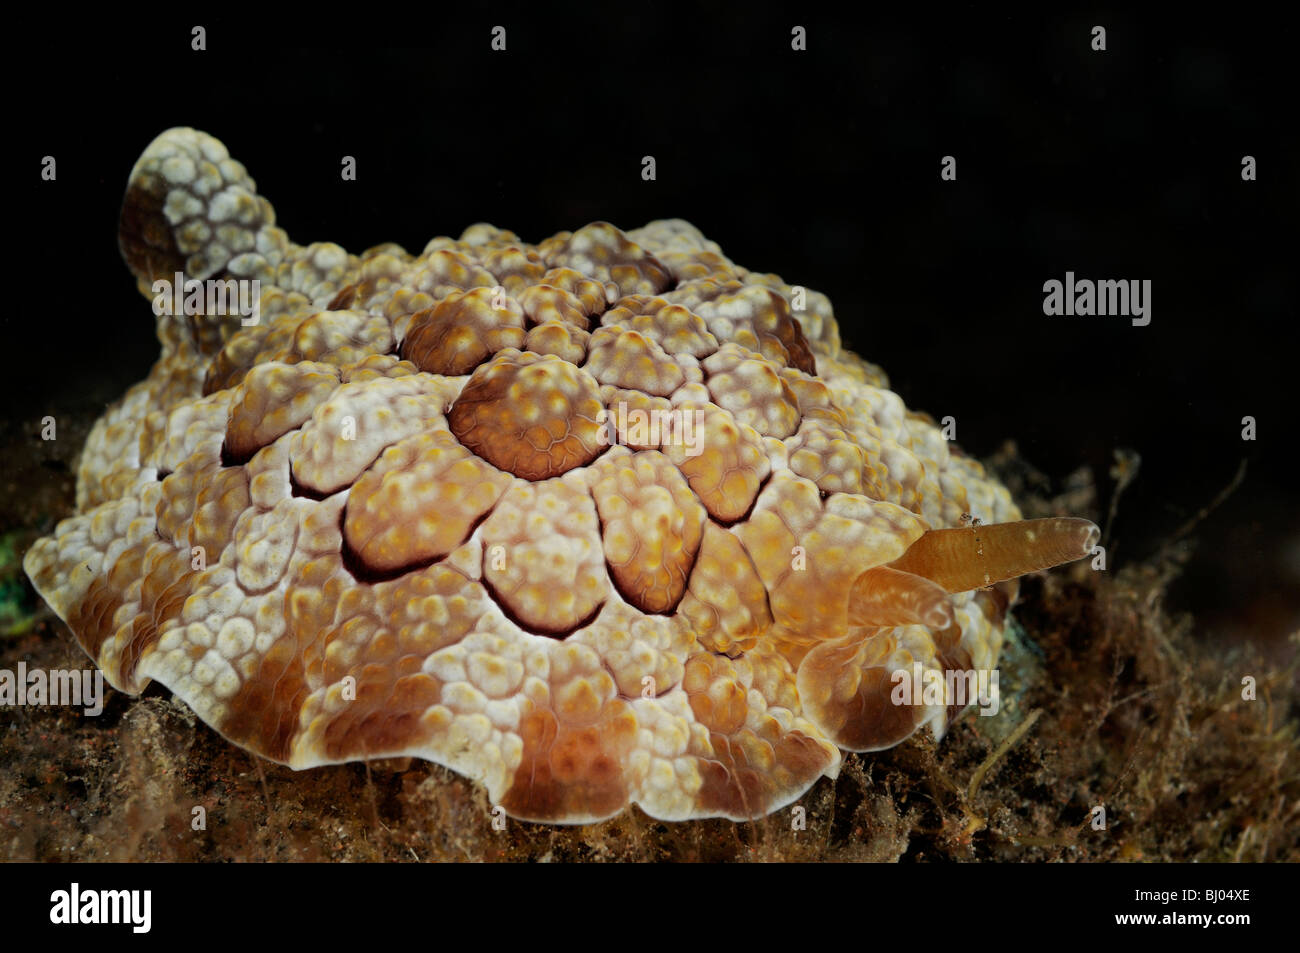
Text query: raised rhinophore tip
888 517 1100 594
118 127 277 357
119 127 274 288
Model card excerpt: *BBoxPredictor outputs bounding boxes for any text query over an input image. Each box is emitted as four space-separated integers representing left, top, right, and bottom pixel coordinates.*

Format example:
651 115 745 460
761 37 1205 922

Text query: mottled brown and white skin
25 128 1098 823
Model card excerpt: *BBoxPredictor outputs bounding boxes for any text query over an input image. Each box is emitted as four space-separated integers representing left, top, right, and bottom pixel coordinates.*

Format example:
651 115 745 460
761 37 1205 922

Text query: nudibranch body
25 128 1097 823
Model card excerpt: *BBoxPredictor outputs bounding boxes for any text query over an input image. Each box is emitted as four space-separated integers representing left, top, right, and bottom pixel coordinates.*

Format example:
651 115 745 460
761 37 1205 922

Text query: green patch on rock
0 531 41 637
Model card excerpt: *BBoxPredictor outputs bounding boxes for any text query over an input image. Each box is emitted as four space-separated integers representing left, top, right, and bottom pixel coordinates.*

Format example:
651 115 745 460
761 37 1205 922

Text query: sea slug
25 128 1098 823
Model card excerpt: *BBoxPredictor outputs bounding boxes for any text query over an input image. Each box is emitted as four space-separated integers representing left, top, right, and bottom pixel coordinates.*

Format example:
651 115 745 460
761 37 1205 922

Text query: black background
9 858 1281 937
11 10 1297 648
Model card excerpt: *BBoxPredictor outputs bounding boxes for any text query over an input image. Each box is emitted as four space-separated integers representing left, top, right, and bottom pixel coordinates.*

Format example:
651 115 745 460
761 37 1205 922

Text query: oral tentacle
848 565 955 630
887 517 1100 593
